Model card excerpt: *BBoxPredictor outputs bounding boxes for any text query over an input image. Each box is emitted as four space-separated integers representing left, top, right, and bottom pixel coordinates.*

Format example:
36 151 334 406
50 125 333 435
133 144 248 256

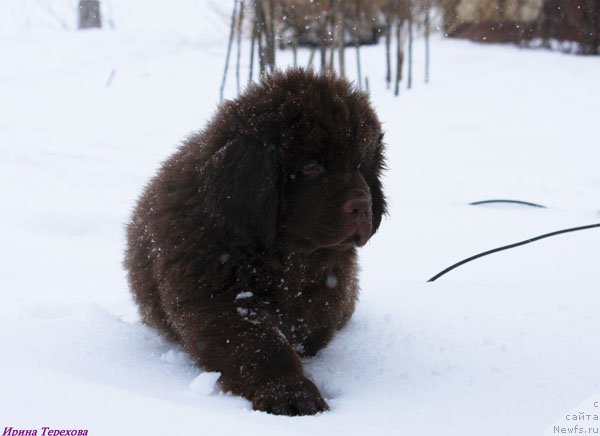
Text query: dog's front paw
251 375 329 416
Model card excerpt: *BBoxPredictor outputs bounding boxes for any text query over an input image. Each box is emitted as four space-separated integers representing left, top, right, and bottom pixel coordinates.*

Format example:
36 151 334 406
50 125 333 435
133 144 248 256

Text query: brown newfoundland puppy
124 68 386 416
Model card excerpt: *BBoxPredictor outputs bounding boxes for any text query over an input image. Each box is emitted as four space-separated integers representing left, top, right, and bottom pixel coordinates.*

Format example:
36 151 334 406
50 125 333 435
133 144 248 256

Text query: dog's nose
342 191 371 223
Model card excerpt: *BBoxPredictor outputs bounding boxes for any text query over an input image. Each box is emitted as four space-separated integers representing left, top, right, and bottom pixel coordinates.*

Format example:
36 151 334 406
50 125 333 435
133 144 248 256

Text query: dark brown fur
124 69 386 416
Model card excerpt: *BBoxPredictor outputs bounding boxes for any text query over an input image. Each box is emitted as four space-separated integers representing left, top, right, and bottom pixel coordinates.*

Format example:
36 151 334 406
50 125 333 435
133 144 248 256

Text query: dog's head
202 68 386 253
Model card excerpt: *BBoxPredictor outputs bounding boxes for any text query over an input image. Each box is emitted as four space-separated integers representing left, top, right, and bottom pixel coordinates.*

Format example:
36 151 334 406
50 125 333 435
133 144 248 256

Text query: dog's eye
302 160 325 177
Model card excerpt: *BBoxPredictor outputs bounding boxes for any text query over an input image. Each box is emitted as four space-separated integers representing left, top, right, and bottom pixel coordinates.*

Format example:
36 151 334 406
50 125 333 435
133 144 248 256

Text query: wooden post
320 12 328 71
329 1 336 72
394 13 404 97
407 0 413 90
78 0 101 29
385 13 392 89
236 0 245 93
425 0 430 83
337 0 345 77
354 0 362 88
220 0 239 102
255 0 267 77
268 0 276 71
248 9 257 84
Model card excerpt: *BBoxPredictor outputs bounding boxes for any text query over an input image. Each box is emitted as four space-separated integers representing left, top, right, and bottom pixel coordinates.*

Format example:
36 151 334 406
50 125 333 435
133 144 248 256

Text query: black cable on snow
427 223 600 283
469 199 547 208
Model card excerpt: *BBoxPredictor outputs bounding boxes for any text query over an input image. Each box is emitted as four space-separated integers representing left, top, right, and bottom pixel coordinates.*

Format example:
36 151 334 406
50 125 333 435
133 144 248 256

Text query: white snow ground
0 1 599 435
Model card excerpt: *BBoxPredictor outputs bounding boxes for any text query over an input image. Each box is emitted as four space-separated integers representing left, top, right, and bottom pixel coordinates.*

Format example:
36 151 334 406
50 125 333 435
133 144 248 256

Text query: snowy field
1 1 599 435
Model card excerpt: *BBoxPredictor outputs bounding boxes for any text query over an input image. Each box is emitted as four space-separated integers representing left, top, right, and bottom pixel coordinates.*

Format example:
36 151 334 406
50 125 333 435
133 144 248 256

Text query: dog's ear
203 137 279 248
366 137 387 235
370 174 386 235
